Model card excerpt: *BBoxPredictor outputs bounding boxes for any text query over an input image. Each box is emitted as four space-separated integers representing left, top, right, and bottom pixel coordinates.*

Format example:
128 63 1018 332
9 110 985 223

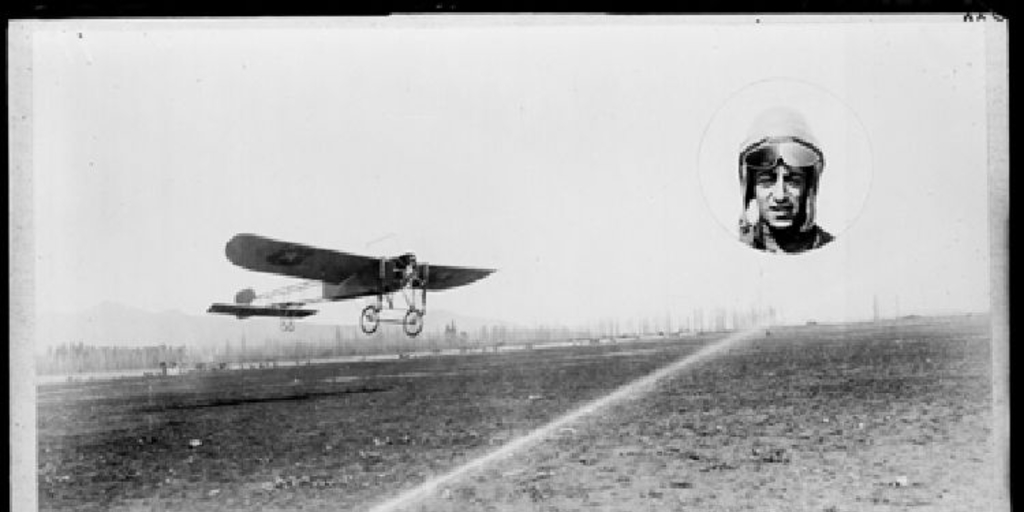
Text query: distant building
444 321 459 342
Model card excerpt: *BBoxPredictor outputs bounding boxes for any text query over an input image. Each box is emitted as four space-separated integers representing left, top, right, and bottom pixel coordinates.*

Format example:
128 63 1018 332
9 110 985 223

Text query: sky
15 16 999 330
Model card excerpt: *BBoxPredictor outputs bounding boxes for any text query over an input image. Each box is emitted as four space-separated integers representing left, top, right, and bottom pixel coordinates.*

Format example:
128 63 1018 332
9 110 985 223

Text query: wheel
403 309 424 337
360 306 380 335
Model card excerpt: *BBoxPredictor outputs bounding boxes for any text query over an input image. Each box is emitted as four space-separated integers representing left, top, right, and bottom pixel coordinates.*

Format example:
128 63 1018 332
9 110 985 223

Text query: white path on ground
365 326 766 512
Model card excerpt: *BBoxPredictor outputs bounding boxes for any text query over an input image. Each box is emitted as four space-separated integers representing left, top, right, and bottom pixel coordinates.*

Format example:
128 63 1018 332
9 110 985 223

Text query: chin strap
801 185 817 232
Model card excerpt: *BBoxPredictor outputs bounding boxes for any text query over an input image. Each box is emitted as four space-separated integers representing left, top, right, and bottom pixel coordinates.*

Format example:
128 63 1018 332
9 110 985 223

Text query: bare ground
37 315 997 511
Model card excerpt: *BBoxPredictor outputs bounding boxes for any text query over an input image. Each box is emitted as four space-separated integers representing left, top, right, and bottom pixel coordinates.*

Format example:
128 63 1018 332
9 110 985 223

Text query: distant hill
34 301 516 352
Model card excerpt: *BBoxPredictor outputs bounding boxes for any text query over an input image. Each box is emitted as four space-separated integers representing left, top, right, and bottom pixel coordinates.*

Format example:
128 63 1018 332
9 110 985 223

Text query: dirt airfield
37 315 998 511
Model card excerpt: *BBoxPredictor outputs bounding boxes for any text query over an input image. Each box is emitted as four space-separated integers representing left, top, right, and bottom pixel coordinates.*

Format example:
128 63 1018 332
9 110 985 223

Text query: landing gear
360 298 424 337
360 305 381 334
279 318 296 332
403 309 424 337
360 256 429 338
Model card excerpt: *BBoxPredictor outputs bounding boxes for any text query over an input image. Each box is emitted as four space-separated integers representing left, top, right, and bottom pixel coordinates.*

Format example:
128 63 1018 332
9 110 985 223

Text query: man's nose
770 174 788 199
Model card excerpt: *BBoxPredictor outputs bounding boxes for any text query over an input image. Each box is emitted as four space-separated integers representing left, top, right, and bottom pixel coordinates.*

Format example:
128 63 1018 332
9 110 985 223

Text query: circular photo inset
697 79 873 255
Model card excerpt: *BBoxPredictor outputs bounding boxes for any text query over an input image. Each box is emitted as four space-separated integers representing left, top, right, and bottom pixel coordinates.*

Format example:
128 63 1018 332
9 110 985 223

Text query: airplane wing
224 233 495 296
225 233 377 283
424 264 495 290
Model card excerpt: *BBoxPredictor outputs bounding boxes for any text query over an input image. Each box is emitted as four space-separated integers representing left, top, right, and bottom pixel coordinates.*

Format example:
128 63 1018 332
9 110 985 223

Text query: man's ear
745 198 760 224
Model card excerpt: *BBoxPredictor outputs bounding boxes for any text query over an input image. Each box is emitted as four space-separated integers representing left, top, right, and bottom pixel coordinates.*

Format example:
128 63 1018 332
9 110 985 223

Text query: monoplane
208 233 495 337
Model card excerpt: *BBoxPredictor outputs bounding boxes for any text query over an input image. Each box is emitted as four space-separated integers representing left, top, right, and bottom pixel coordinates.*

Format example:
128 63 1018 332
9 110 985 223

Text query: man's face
753 165 807 230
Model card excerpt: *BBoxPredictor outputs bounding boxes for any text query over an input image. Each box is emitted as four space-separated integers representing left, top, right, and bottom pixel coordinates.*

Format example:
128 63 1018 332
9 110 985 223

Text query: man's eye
756 174 775 184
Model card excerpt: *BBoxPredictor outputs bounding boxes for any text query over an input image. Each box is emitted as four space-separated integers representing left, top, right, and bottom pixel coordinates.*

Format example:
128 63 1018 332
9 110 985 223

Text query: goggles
741 136 823 170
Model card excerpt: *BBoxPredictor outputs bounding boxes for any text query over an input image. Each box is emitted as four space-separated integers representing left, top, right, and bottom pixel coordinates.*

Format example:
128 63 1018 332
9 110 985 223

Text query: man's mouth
769 206 794 219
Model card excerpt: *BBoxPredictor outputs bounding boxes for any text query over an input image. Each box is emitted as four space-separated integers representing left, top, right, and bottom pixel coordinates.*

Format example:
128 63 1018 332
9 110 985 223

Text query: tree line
37 342 188 375
37 306 779 375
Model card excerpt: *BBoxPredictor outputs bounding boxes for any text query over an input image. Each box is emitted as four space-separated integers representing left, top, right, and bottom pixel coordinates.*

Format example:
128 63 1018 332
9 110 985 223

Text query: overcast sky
16 16 996 329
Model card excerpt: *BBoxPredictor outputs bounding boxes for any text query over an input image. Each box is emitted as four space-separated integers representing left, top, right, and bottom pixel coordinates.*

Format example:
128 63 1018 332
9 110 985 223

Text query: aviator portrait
737 107 833 253
697 79 872 257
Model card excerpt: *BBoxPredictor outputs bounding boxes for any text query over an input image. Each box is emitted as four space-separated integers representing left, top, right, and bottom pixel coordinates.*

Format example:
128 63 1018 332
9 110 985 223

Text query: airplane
207 233 495 337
